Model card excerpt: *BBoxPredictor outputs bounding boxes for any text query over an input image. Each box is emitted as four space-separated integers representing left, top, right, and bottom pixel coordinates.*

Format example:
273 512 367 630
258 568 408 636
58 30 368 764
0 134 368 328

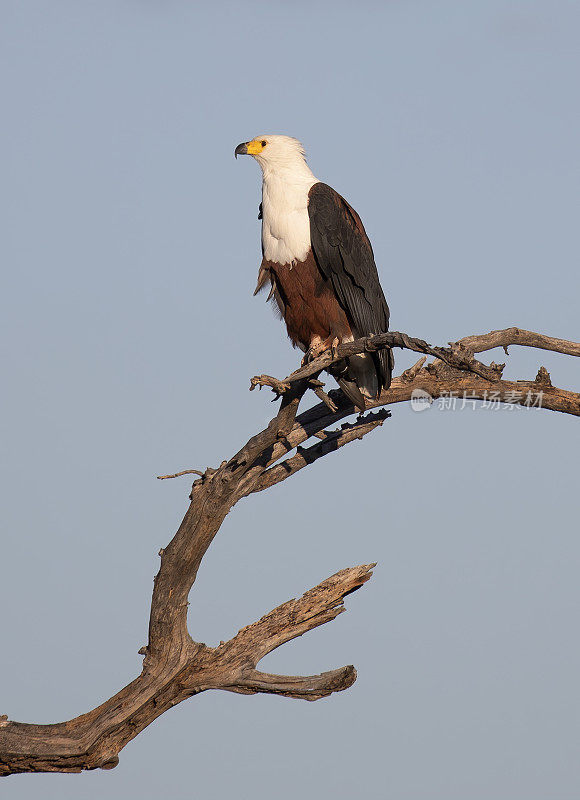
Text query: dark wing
308 182 392 389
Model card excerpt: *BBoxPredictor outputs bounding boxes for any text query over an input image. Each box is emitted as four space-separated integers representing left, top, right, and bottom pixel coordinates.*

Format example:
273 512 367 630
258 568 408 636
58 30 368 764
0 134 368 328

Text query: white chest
261 175 318 265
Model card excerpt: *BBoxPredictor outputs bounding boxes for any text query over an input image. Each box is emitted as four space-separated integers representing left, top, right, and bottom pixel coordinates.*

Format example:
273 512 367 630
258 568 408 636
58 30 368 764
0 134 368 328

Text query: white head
235 135 318 263
235 135 315 180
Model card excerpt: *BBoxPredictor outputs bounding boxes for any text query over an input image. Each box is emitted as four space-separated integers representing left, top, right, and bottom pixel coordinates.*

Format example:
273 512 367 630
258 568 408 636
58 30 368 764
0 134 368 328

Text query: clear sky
1 1 579 798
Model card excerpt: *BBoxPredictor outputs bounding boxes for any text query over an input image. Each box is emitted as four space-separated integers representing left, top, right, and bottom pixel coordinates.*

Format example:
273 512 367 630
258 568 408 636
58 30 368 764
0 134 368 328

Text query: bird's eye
261 140 267 147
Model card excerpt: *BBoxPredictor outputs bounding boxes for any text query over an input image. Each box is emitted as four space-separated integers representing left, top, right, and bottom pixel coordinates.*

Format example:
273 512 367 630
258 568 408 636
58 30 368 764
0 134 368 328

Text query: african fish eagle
235 134 393 410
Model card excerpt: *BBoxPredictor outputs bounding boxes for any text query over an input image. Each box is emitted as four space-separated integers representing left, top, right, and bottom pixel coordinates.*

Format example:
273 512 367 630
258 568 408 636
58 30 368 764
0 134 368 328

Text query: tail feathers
330 349 393 411
376 347 394 392
336 377 366 412
346 353 379 400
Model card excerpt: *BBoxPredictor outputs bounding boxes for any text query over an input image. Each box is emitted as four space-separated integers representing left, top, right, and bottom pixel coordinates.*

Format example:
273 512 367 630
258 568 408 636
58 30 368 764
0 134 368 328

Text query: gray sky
1 1 579 797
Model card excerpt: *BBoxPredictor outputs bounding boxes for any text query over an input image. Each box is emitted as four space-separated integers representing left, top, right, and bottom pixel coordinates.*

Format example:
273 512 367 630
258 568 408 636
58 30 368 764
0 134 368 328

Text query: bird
235 134 392 411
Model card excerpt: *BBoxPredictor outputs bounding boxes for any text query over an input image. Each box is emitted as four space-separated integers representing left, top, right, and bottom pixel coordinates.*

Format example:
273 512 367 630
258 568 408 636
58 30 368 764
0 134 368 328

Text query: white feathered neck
253 136 319 265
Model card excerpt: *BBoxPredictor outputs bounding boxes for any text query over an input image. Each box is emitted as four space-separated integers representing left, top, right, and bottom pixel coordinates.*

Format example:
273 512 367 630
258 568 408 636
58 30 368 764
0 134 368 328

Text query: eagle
235 134 392 411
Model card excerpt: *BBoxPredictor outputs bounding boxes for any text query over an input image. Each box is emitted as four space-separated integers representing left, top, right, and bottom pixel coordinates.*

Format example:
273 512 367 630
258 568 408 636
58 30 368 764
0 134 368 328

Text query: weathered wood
455 327 580 358
259 327 580 390
0 565 372 775
1 326 578 777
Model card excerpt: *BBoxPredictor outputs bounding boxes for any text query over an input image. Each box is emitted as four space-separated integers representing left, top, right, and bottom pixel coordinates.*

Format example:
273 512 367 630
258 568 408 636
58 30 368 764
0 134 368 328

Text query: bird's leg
301 336 324 365
301 335 341 366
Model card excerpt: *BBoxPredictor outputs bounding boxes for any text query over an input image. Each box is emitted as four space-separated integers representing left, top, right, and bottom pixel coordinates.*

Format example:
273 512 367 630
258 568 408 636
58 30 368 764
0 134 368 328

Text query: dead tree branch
455 327 580 358
1 326 578 777
253 327 580 392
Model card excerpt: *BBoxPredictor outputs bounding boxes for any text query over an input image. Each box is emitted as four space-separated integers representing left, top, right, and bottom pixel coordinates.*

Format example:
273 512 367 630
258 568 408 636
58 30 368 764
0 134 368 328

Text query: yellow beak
246 139 264 155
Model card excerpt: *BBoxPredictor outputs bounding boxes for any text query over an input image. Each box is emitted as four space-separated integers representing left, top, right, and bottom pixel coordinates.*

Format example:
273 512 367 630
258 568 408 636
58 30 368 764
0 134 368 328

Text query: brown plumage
255 251 353 351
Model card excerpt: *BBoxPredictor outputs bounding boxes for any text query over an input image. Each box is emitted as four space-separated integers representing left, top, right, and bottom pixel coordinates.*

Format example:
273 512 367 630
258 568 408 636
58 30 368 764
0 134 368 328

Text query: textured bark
1 327 578 777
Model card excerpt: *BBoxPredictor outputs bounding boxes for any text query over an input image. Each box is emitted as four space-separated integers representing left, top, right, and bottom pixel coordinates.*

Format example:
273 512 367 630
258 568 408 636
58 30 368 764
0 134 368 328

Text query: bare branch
220 563 375 664
250 374 291 395
456 327 580 358
0 566 371 775
2 325 577 777
250 410 390 494
231 666 357 701
368 365 579 417
157 469 205 480
252 327 580 396
400 356 427 381
308 378 338 411
263 331 446 386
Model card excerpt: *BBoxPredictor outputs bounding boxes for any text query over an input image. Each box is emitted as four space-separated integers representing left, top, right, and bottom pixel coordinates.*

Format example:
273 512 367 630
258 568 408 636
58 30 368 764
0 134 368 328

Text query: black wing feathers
308 182 392 389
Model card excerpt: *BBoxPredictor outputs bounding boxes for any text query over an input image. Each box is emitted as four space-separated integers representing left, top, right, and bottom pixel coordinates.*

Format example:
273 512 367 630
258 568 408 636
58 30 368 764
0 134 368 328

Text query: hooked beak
234 142 248 159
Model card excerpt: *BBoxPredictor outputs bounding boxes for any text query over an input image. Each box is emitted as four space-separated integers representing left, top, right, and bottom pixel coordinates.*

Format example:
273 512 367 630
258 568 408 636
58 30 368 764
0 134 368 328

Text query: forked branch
1 326 578 777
